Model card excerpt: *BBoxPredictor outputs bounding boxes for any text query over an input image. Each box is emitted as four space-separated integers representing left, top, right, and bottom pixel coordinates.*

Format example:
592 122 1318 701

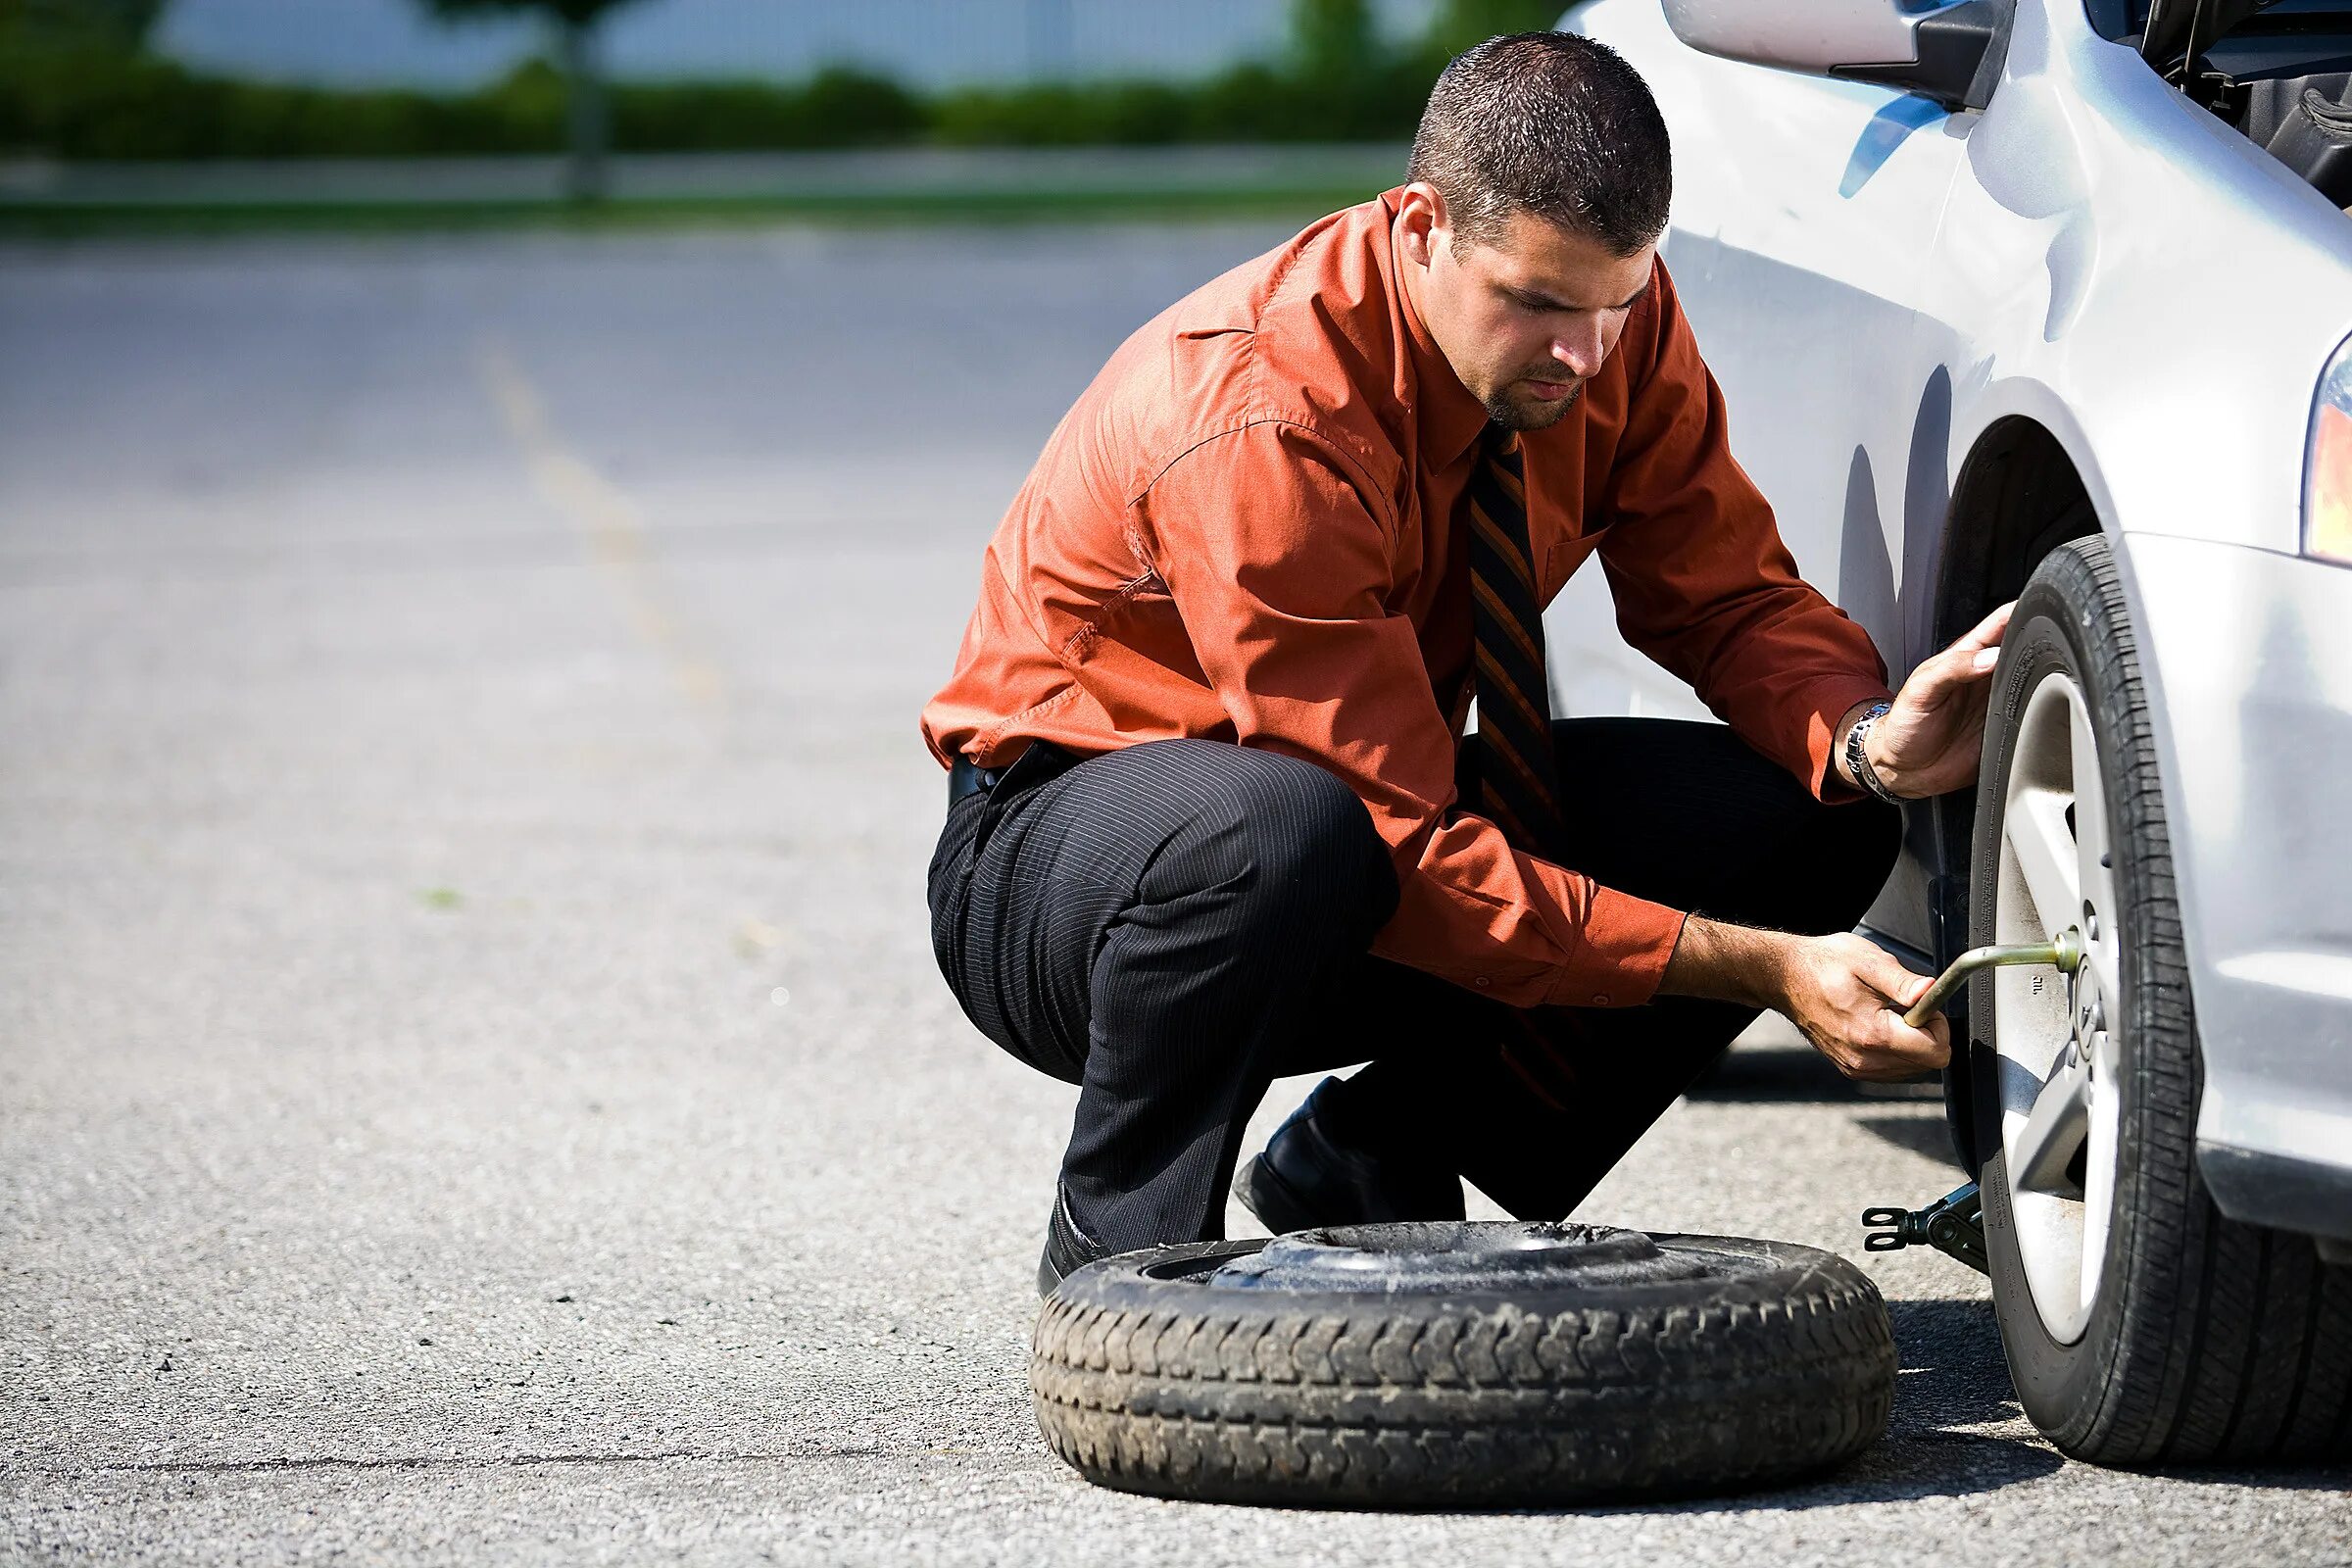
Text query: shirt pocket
1543 529 1609 598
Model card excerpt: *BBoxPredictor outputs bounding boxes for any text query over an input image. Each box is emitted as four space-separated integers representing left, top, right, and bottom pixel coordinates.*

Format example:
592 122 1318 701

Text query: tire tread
1031 1243 1896 1505
1973 537 2352 1467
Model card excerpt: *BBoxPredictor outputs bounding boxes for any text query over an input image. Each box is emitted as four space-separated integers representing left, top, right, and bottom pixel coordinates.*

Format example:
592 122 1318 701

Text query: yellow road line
475 336 726 712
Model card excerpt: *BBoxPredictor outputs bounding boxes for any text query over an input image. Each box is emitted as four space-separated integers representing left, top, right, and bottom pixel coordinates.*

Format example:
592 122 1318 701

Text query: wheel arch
1927 414 2106 1170
1927 415 2105 952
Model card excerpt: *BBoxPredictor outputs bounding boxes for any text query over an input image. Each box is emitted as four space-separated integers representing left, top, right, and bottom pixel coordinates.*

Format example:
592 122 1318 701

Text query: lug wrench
1862 928 2086 1272
1900 927 2083 1029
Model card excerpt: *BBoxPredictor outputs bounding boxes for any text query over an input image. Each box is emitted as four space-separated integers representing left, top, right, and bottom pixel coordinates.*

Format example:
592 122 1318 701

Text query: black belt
948 756 1005 806
947 741 1075 810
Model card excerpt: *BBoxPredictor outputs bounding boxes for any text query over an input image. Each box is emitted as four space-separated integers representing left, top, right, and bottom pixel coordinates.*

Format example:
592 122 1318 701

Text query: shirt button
1473 976 1491 989
1591 993 1610 1005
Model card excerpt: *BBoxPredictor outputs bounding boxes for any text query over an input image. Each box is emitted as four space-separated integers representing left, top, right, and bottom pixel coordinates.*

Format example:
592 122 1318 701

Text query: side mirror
1661 0 2013 112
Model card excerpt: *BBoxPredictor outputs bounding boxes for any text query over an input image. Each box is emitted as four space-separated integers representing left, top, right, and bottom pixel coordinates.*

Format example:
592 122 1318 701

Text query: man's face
1400 189 1657 432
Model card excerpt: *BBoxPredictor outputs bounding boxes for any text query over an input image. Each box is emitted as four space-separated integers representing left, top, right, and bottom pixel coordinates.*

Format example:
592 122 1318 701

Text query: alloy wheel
1991 668 2124 1345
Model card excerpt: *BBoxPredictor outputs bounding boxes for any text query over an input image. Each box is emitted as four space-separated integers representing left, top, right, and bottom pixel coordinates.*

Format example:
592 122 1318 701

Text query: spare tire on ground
1031 1220 1896 1507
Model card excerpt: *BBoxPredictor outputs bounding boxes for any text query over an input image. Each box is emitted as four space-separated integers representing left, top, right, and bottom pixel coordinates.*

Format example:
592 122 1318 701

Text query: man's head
1398 32 1673 431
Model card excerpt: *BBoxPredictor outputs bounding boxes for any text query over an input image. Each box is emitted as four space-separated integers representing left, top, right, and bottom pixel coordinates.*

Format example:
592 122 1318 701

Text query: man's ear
1396 181 1448 269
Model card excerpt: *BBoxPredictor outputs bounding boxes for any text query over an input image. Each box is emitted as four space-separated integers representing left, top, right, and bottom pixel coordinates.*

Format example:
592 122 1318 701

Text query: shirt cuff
1545 888 1690 1009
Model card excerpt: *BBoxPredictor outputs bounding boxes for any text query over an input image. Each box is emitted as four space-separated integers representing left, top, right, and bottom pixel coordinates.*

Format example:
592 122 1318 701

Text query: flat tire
1030 1220 1895 1507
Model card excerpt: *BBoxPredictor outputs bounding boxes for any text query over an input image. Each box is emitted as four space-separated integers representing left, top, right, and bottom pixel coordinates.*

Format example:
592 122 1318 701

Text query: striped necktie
1466 424 1569 861
1465 426 1589 1107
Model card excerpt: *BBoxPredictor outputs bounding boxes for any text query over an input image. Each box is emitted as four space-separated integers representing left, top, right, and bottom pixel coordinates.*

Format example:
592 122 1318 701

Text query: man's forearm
1661 912 1954 1082
1658 913 1792 1008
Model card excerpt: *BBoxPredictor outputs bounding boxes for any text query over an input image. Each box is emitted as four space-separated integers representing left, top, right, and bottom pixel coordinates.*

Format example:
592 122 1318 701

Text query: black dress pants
926 719 1900 1258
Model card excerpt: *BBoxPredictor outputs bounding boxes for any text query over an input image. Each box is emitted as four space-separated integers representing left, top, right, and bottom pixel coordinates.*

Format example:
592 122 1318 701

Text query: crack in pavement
3 1446 1029 1478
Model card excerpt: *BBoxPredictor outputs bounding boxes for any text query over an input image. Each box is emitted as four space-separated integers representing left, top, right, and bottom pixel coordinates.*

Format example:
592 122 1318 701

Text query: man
922 32 2011 1296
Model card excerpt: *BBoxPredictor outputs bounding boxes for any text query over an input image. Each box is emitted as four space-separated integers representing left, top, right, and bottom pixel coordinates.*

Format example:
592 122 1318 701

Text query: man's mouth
1523 376 1580 402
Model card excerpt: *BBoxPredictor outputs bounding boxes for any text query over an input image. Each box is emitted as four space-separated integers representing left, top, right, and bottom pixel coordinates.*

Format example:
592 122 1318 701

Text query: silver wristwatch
1843 702 1902 806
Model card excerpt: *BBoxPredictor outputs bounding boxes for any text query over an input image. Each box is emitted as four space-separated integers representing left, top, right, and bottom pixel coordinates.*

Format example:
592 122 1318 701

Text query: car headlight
2310 332 2352 565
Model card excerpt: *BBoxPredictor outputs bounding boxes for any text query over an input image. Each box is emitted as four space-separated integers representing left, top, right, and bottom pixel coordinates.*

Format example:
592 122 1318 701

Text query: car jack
1863 1182 1987 1273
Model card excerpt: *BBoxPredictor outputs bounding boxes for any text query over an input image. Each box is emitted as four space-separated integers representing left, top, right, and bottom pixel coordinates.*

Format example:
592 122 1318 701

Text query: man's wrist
1830 699 1881 793
1861 720 1903 796
1842 701 1904 805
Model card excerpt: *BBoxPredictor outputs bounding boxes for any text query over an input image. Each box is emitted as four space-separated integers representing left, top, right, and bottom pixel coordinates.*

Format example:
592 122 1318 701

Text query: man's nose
1549 318 1607 379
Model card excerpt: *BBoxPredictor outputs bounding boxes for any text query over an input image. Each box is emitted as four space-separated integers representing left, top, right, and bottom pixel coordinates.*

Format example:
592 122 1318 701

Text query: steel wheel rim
1993 668 2123 1346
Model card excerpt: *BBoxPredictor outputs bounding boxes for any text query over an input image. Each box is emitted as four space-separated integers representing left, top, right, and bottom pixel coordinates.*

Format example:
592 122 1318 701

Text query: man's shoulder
1619 254 1693 393
1107 195 1412 491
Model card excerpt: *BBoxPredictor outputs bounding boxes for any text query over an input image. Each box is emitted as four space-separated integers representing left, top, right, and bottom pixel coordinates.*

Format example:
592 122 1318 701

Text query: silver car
1549 0 2352 1463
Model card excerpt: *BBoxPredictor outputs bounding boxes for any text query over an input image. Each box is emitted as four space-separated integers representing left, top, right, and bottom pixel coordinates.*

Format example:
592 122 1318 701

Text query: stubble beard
1482 377 1583 432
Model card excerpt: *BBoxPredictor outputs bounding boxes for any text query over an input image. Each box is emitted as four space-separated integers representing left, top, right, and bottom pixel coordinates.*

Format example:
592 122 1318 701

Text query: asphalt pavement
1 222 2344 1565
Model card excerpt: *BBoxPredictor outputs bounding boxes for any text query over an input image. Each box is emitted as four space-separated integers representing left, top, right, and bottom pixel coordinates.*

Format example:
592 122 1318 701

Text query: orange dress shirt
921 189 1893 1011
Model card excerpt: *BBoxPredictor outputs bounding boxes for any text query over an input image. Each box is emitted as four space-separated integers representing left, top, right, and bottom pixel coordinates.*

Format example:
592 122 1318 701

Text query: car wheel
1969 536 2352 1464
1031 1220 1894 1505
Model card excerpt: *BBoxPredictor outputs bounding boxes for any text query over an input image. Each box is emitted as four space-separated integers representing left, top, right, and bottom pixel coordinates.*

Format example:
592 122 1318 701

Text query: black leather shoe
1234 1076 1465 1234
1037 1184 1107 1299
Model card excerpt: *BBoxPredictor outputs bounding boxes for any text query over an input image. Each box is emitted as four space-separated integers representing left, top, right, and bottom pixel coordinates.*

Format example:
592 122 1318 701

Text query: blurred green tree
0 0 1581 166
0 0 170 153
1418 0 1576 60
1288 0 1380 83
0 0 163 54
424 0 647 200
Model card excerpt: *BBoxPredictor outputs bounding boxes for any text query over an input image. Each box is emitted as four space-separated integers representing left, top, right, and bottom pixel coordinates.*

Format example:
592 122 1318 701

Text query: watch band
1844 702 1902 806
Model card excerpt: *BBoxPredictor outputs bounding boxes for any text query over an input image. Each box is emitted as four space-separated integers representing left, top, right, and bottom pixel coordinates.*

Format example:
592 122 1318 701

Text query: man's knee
1795 795 1903 932
1152 742 1398 944
1838 795 1904 872
1687 777 1903 938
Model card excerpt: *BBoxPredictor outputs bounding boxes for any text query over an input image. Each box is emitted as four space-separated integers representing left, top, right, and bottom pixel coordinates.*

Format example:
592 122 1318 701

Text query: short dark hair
1407 31 1672 258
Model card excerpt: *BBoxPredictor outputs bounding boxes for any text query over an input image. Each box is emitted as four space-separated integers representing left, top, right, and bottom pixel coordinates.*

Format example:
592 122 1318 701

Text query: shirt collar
1384 189 1492 470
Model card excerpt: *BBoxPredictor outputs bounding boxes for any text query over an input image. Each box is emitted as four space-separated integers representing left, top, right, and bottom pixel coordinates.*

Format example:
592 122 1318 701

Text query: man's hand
1846 602 2016 800
1661 916 1950 1082
1774 931 1950 1081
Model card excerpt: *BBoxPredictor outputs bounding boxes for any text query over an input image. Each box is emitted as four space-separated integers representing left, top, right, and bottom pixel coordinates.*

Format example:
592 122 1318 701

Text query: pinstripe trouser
926 721 1900 1259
